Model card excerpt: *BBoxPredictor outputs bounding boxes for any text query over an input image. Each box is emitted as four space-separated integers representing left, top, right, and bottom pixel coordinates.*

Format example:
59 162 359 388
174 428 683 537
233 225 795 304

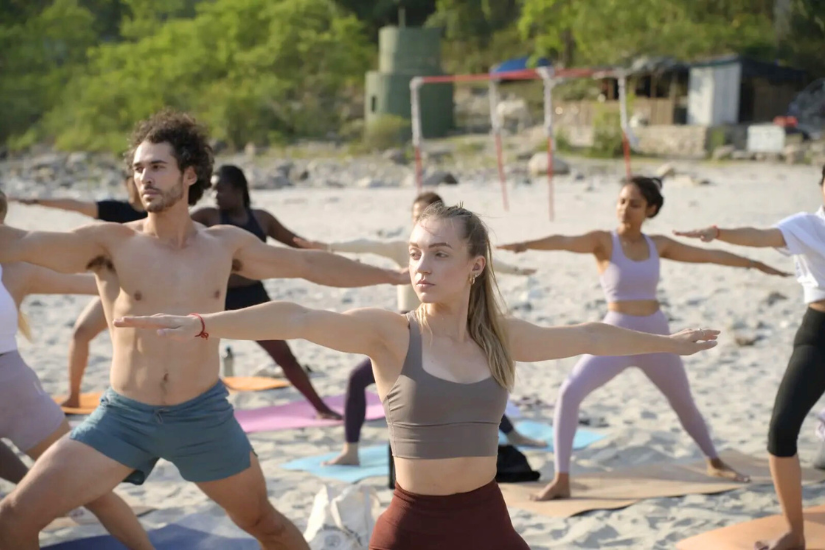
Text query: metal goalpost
410 66 633 220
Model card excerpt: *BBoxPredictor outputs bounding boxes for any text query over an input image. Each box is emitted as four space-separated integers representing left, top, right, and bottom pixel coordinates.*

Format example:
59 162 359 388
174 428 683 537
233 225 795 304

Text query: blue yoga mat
498 420 606 452
45 524 259 549
280 444 389 483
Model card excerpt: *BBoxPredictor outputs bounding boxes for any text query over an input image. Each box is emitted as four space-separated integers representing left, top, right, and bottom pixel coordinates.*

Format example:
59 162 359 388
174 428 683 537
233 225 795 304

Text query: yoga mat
53 392 102 415
678 504 825 550
235 392 384 433
280 444 389 483
44 524 259 549
500 450 825 519
222 376 289 392
44 506 154 532
497 420 606 452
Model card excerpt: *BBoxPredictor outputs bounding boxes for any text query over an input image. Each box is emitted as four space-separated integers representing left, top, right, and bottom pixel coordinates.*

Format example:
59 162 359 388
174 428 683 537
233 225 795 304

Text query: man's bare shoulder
201 223 258 244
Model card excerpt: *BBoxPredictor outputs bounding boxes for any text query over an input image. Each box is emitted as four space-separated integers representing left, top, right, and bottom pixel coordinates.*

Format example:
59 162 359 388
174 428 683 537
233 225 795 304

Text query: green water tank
365 26 453 139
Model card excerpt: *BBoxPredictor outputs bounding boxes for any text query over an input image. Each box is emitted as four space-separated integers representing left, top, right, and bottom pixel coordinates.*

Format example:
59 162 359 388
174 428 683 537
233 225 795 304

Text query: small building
365 26 453 138
687 55 808 126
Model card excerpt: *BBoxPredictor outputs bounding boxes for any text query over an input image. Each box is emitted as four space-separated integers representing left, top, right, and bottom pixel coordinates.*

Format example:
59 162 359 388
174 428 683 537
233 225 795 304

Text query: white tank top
0 264 19 354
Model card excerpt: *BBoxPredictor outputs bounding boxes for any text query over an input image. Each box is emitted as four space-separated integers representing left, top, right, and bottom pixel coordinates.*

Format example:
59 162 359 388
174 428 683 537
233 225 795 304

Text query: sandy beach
4 157 824 549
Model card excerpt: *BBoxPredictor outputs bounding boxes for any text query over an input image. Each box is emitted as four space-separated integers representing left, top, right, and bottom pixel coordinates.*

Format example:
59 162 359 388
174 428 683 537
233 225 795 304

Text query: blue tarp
491 56 551 74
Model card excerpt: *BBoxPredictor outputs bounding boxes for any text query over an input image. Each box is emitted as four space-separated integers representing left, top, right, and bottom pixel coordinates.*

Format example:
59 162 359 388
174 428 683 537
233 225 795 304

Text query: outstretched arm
296 237 407 265
658 236 789 277
673 226 785 248
498 231 608 255
11 197 98 218
0 224 108 273
507 318 718 363
491 257 536 276
10 263 98 297
261 211 302 248
232 229 407 286
114 303 400 358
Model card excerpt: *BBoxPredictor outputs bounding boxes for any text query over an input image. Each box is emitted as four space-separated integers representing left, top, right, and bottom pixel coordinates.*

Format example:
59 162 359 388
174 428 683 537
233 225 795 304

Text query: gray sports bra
381 312 508 459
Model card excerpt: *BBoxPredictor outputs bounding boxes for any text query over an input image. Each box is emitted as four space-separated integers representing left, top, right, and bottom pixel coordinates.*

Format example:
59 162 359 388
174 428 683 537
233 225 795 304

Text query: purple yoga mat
235 392 384 433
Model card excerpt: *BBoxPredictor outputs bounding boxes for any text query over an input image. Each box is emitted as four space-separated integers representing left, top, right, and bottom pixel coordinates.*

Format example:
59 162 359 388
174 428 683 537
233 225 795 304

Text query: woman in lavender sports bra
0 191 152 548
118 202 720 549
500 176 789 501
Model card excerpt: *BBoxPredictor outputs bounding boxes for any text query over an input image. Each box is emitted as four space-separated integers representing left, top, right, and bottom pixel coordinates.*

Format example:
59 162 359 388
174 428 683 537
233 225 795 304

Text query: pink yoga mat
235 392 384 433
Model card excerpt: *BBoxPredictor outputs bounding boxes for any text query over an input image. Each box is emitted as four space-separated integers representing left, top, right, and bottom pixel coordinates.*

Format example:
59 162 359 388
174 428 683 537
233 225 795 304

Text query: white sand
4 158 825 549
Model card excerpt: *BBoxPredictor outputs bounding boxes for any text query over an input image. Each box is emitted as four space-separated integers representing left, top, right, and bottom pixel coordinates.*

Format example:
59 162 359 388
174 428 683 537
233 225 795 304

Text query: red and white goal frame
410 67 634 220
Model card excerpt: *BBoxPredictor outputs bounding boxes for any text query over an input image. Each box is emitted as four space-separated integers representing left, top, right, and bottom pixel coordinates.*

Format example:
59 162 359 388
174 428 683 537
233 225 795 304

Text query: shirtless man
0 110 405 550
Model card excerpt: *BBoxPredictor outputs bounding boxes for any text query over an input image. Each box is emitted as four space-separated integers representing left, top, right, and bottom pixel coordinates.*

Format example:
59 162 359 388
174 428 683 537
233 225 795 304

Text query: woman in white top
0 191 151 549
675 165 825 550
298 192 544 466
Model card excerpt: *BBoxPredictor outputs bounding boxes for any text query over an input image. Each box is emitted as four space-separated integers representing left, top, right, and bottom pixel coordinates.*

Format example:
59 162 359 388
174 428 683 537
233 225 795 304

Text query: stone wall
556 124 710 158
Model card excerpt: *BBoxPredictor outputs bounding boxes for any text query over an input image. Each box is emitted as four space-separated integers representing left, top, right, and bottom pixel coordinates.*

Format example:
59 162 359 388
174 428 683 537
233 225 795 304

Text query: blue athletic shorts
71 380 252 485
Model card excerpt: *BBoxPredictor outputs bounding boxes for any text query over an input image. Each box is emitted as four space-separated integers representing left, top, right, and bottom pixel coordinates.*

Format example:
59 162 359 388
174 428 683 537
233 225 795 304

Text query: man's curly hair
126 110 214 205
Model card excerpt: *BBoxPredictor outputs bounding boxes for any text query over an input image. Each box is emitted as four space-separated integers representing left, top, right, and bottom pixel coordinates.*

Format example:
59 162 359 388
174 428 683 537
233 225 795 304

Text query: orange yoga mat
501 450 825 519
678 504 825 550
53 392 102 415
222 376 289 392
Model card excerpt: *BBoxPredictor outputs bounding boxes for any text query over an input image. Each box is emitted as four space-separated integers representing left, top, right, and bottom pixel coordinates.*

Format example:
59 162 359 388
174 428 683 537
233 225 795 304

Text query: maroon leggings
369 480 529 550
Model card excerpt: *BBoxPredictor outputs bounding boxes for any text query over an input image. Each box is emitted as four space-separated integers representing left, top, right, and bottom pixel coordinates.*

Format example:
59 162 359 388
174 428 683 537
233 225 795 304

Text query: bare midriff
393 456 497 495
607 299 660 316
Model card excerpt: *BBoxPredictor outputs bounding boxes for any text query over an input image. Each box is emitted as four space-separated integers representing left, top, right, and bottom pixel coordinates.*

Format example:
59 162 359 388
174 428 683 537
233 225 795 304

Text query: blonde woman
117 203 720 549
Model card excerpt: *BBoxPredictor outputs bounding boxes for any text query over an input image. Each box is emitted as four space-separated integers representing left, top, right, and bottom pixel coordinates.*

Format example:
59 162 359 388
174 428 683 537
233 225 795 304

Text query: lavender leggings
553 310 718 473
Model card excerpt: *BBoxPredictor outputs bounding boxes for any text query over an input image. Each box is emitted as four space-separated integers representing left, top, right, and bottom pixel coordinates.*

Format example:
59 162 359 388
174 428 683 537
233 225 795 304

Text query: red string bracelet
189 313 209 339
711 225 721 239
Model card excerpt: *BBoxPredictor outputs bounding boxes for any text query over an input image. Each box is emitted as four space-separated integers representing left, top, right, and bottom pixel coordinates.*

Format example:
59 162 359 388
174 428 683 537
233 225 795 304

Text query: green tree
44 0 372 151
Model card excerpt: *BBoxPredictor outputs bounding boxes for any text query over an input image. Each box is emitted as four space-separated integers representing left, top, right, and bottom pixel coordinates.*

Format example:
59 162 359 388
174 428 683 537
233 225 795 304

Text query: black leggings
768 307 825 457
344 357 515 443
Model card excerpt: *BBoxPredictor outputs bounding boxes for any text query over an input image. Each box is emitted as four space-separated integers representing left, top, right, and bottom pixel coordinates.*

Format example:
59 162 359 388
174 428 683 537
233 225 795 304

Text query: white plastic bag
304 484 380 550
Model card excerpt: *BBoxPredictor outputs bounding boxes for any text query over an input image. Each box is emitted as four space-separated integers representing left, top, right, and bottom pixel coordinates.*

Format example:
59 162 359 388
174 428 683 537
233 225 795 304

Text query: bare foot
754 531 805 550
707 457 750 482
316 409 343 421
530 474 571 501
506 430 547 448
322 445 360 466
60 395 80 409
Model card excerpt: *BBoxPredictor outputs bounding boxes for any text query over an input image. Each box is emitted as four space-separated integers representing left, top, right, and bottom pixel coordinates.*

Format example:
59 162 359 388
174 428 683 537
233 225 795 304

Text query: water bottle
222 346 235 378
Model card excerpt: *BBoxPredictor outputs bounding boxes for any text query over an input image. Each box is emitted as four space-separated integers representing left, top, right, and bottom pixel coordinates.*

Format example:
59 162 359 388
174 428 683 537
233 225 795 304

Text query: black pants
768 307 825 457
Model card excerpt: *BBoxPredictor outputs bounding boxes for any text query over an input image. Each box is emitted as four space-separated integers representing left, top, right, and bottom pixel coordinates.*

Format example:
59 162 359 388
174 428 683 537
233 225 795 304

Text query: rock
712 145 736 160
27 153 63 171
249 174 290 190
731 150 755 161
784 144 807 165
296 169 309 181
422 170 458 187
67 152 89 167
671 174 710 187
655 163 676 178
209 139 229 155
275 162 293 179
423 149 452 163
382 149 407 165
355 177 388 189
527 153 570 176
734 332 761 347
764 291 788 306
